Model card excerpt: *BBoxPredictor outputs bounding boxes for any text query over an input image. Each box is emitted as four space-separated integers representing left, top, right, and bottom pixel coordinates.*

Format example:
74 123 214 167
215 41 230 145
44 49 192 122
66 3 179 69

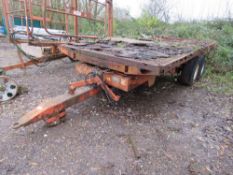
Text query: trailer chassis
13 62 157 128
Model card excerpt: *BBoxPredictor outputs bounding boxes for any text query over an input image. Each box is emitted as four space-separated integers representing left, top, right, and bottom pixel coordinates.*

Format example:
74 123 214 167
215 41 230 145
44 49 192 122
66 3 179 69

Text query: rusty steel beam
107 0 113 37
73 0 79 42
13 71 123 129
68 75 120 101
1 53 66 72
13 86 101 129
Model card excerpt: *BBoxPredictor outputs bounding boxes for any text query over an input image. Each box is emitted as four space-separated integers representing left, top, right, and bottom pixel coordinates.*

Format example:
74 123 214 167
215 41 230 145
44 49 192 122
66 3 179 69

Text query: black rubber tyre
178 57 200 86
196 56 206 81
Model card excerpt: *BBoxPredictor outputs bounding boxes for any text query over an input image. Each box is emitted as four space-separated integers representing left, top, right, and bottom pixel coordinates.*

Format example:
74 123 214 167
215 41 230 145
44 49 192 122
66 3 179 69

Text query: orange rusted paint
68 75 120 101
69 77 99 94
2 54 66 72
44 111 66 125
103 73 156 92
75 63 99 76
13 86 101 129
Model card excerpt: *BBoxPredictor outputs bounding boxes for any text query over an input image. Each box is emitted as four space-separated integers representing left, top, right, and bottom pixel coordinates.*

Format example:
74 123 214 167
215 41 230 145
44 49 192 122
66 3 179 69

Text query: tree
225 0 233 22
138 12 160 30
114 7 131 20
145 0 170 23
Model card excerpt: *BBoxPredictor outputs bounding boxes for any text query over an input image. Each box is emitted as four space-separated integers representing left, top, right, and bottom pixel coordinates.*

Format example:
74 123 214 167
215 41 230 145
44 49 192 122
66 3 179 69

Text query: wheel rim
193 65 199 81
200 64 205 75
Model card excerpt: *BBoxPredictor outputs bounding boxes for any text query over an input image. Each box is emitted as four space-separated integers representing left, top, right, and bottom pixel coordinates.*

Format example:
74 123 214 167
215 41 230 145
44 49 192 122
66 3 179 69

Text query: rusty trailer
13 36 216 129
0 0 216 129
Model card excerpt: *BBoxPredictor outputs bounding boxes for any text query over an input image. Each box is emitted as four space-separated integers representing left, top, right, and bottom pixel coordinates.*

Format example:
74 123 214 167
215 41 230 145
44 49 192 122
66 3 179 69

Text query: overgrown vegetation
114 14 233 94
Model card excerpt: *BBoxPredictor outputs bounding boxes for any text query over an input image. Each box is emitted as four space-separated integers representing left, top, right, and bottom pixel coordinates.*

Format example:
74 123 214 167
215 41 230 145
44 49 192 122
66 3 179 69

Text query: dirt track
0 39 232 175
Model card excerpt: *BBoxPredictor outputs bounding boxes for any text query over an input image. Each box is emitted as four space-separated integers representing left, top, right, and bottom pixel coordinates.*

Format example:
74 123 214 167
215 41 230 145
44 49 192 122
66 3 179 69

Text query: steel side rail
1 54 66 72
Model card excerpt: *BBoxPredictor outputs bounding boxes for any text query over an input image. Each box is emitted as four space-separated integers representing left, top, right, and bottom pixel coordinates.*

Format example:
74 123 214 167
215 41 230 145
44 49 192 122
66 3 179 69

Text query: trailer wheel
178 58 200 86
196 56 206 80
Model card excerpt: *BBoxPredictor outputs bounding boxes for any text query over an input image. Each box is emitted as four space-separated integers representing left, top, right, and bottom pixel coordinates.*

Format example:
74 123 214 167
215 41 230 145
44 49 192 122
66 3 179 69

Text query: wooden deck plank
59 38 216 74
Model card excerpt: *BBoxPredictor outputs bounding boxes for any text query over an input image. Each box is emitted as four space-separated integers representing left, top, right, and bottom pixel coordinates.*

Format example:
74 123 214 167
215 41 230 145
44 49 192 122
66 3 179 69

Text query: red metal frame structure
0 0 114 102
42 0 113 39
2 0 113 42
0 0 217 129
1 0 113 73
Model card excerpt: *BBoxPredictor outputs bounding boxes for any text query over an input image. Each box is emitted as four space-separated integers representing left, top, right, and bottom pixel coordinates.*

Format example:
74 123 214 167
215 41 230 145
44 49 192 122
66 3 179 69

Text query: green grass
194 69 233 95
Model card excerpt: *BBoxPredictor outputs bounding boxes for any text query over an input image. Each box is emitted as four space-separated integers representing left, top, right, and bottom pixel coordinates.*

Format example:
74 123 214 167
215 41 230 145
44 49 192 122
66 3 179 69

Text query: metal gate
2 0 113 41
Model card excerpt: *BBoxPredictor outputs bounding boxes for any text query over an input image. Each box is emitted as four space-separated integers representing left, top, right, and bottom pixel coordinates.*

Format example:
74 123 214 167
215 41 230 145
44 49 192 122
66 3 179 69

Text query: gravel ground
0 39 232 175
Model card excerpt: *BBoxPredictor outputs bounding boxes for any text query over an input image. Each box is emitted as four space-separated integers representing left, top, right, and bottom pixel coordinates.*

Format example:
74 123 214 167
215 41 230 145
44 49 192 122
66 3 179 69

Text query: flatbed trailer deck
60 37 216 76
13 37 216 129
